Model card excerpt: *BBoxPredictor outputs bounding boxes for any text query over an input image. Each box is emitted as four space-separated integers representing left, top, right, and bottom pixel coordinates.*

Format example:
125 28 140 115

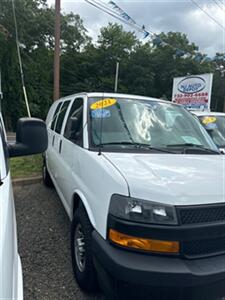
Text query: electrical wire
213 0 225 13
190 0 225 30
84 0 146 34
85 0 199 58
11 0 31 117
217 0 225 8
93 0 154 34
85 0 167 42
105 0 155 35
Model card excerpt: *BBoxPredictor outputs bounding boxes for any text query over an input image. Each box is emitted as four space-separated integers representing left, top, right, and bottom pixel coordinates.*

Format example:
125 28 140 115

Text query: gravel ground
14 182 104 300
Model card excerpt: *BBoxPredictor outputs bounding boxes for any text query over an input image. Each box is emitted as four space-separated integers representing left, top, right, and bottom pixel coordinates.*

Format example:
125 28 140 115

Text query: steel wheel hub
74 223 86 272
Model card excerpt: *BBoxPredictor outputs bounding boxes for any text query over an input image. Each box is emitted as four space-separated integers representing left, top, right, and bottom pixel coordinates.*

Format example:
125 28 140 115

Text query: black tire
42 159 53 188
71 205 98 292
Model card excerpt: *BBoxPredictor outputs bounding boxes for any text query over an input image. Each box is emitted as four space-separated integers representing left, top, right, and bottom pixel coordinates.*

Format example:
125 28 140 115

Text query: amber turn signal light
109 229 179 254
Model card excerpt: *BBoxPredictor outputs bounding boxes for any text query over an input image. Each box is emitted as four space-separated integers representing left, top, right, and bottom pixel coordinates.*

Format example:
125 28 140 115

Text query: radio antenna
98 92 104 155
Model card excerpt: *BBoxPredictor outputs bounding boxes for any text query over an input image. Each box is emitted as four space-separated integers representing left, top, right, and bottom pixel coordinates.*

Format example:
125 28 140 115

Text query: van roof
57 92 174 105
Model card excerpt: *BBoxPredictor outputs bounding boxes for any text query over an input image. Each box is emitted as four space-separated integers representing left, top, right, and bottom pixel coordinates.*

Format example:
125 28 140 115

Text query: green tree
0 0 90 129
211 54 225 111
94 23 138 92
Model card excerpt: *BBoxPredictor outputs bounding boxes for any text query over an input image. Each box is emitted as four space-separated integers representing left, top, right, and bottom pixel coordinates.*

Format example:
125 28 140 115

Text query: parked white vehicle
0 114 47 300
44 93 225 300
192 111 225 153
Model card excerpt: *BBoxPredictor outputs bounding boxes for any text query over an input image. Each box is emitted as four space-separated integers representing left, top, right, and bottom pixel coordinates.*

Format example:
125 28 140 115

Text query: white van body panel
0 172 23 300
45 94 129 238
47 144 128 238
0 114 23 300
103 152 225 206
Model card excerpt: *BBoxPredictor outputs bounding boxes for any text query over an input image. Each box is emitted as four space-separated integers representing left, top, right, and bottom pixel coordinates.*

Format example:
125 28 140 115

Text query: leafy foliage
0 0 224 130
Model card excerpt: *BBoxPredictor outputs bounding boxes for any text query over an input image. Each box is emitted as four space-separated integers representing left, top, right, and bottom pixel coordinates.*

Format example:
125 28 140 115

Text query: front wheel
71 205 98 292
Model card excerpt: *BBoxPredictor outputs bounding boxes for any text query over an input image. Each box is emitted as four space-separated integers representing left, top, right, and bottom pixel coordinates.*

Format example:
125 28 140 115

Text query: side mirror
8 118 48 158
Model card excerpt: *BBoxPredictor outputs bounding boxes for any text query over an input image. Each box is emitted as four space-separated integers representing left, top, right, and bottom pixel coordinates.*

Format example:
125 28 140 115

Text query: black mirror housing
8 118 48 157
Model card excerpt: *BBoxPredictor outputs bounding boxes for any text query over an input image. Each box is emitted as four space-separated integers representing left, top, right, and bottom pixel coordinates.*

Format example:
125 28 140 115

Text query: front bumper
92 230 225 300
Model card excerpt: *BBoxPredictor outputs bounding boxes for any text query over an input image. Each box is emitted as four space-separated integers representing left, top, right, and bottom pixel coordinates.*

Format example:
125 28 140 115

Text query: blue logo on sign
178 76 206 94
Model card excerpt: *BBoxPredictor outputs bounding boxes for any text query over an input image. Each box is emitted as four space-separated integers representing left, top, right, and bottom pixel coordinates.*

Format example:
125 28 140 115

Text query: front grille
177 204 225 258
177 204 225 225
182 237 225 258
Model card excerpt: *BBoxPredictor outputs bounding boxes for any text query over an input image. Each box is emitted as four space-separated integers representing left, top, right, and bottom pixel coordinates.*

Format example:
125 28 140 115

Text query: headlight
109 195 178 225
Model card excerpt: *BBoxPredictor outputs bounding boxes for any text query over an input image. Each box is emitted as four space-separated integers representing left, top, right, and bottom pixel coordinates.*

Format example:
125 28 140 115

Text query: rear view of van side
44 92 225 300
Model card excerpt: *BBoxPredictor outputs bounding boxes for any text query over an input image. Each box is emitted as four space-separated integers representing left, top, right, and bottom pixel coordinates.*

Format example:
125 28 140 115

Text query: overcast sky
47 0 225 56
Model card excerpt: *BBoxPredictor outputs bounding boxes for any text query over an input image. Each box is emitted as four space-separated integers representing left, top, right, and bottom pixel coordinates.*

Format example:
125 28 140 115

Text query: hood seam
102 153 131 196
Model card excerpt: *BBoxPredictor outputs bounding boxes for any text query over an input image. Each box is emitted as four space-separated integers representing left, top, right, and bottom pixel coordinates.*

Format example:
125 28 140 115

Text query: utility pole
114 61 119 93
53 0 61 101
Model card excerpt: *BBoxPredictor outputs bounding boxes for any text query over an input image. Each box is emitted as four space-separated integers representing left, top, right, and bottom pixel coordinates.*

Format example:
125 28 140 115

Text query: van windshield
89 97 218 153
199 115 225 148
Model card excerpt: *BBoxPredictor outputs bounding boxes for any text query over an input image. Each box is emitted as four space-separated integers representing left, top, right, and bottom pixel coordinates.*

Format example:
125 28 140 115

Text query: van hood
103 153 225 206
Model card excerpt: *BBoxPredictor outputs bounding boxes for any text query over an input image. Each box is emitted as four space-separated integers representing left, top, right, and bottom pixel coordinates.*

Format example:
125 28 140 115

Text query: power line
11 0 31 117
85 0 199 57
190 0 225 30
213 0 225 13
84 0 146 34
85 0 171 44
217 0 225 8
93 0 154 34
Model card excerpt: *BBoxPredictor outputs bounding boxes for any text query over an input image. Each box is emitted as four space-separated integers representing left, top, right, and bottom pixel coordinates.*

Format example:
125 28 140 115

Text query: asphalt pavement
14 182 104 300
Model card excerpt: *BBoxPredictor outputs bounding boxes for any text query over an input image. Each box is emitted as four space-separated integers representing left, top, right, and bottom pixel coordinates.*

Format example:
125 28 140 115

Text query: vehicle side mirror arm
8 143 33 158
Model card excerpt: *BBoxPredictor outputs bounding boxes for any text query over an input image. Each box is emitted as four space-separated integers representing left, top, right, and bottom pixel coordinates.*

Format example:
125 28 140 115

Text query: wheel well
72 193 94 229
73 193 82 216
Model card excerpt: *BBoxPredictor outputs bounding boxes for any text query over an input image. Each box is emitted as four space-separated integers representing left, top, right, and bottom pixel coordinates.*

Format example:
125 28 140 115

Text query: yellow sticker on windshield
90 98 117 110
202 116 217 125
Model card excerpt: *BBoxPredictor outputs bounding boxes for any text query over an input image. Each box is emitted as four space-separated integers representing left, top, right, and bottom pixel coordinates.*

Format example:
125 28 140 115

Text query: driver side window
64 98 83 146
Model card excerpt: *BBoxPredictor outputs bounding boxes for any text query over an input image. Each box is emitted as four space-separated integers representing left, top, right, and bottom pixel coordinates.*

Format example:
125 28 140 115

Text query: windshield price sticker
91 98 117 110
91 109 111 119
205 123 217 130
202 116 217 125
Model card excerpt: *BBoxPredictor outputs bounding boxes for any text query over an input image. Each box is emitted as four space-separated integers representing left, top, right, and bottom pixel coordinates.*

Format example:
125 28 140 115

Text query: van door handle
52 135 55 147
59 140 62 153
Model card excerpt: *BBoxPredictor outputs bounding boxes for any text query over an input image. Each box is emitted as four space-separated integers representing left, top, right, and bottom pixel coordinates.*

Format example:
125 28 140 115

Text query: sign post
172 73 213 111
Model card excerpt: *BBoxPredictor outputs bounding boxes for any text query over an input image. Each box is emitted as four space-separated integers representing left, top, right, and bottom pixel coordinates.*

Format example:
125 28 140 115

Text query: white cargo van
44 93 225 300
0 115 47 300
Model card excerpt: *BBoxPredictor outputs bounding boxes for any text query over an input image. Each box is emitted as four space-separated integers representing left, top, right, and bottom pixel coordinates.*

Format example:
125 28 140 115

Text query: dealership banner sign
172 73 213 111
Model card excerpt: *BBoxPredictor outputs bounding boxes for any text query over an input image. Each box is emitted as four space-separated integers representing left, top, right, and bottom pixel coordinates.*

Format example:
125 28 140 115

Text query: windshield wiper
96 142 175 153
166 143 219 154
